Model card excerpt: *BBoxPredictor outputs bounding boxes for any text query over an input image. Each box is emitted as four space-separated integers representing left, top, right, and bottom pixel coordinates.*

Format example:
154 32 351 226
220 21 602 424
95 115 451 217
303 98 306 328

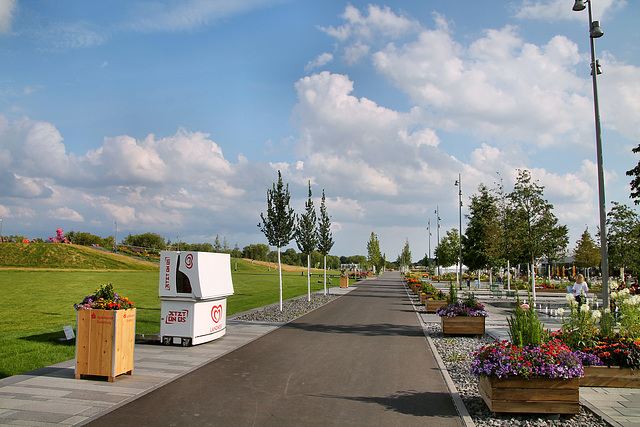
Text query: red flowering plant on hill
74 283 134 310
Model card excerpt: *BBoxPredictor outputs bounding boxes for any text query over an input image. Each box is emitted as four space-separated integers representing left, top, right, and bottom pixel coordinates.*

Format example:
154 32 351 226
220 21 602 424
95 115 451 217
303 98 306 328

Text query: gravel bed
233 293 340 323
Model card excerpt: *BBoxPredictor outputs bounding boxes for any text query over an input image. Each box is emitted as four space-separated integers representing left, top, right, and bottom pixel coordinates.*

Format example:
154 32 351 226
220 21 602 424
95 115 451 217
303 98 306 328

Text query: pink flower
520 303 530 310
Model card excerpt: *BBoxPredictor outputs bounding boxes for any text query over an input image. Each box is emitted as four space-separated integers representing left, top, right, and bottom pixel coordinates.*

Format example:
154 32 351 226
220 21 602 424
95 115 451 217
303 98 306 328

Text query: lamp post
114 220 118 252
572 0 609 310
434 206 441 282
454 174 463 290
427 219 432 276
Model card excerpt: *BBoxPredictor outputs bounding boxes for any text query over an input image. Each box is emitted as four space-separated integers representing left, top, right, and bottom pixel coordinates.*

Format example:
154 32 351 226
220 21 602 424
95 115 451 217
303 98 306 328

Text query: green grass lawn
0 256 339 378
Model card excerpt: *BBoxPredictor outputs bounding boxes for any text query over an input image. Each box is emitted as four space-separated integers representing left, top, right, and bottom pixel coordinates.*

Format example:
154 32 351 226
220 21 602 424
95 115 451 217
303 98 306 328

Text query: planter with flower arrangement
472 293 582 416
74 283 136 382
436 284 488 335
421 282 448 312
554 287 640 388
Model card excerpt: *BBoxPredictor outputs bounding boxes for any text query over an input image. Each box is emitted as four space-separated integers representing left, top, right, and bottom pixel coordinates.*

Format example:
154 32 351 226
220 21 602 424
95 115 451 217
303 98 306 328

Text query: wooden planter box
426 300 448 313
340 276 349 288
581 366 640 388
75 308 136 382
420 293 426 305
478 375 580 416
441 315 485 335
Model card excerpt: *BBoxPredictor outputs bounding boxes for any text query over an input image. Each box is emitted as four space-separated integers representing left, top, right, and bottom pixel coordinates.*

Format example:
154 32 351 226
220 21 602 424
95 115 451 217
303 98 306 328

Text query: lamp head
572 0 587 11
590 21 604 38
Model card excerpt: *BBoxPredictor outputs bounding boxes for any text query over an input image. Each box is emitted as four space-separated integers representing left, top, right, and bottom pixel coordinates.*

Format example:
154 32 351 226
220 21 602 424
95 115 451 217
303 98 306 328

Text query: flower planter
581 366 640 388
441 316 485 335
420 292 426 305
478 375 580 416
75 308 136 382
426 300 448 313
340 276 349 288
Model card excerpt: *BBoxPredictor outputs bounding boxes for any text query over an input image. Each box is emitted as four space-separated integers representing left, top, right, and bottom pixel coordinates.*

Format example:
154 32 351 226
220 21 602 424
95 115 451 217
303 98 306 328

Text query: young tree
397 238 412 272
258 170 296 311
434 229 459 268
606 202 640 280
626 144 640 204
462 184 499 274
573 227 601 278
295 182 318 301
508 169 568 300
366 232 383 273
317 190 334 294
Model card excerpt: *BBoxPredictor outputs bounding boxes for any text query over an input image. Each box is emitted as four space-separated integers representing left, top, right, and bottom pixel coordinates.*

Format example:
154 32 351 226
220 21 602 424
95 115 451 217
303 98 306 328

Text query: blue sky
1 0 639 261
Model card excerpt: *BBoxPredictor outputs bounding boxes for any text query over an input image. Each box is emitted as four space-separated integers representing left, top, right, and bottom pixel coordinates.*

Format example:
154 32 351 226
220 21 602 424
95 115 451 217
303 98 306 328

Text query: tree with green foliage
123 232 165 250
573 227 601 277
295 182 318 301
434 229 459 268
626 144 640 205
317 189 335 294
606 202 640 280
366 232 383 273
397 238 412 272
242 243 270 261
258 170 296 311
462 184 499 274
507 169 568 299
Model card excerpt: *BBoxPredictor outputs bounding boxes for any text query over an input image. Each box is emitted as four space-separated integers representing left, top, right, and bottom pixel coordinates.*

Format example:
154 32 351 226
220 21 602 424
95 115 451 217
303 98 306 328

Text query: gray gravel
233 292 340 323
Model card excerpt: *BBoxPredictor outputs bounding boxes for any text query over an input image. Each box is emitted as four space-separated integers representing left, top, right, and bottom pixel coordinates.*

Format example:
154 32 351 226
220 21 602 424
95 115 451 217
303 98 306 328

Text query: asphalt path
88 272 462 426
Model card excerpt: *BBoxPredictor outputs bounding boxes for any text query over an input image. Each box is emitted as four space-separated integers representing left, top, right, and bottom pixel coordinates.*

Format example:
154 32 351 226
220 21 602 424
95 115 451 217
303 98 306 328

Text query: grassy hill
0 242 158 270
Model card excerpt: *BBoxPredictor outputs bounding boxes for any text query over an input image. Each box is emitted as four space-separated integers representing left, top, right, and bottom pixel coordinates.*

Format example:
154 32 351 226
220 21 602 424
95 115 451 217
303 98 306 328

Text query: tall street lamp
434 206 441 282
427 219 432 276
572 0 609 310
454 174 463 290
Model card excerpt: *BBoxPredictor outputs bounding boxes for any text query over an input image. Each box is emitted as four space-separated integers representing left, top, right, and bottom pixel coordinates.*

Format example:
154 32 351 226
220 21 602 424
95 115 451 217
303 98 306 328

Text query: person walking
573 274 589 305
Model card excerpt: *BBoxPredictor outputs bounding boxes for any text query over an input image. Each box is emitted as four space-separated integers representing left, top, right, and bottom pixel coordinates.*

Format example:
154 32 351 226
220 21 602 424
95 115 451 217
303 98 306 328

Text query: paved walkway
1 274 640 426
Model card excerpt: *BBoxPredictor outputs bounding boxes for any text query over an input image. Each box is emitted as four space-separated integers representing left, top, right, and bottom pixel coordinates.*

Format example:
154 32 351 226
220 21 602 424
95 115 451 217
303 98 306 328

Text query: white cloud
320 4 421 65
0 0 16 35
126 0 288 33
305 52 333 72
48 207 83 222
514 0 625 22
371 21 621 149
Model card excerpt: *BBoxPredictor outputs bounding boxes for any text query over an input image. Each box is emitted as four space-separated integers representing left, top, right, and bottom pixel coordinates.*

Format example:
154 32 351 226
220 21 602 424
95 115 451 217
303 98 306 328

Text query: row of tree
258 171 334 310
428 169 640 287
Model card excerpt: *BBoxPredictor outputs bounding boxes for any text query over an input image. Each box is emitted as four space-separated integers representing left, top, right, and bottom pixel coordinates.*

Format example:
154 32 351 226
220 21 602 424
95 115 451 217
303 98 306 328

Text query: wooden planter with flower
478 375 580 415
436 294 488 336
426 299 448 313
441 315 485 335
74 284 136 382
581 366 640 388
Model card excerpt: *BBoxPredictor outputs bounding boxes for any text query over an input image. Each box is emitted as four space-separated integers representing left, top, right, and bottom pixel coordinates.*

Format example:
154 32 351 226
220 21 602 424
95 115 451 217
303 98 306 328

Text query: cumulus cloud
305 52 333 72
0 0 16 34
320 4 421 64
514 0 625 22
48 207 83 222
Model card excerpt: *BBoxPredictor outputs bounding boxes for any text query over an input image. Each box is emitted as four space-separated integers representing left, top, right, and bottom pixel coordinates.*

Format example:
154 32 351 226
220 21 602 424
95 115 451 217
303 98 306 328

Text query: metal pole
427 219 431 275
458 174 463 290
585 0 609 310
435 206 440 281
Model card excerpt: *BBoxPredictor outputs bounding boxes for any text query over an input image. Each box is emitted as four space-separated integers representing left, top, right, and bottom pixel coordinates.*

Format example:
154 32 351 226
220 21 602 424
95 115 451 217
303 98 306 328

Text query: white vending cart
159 251 234 346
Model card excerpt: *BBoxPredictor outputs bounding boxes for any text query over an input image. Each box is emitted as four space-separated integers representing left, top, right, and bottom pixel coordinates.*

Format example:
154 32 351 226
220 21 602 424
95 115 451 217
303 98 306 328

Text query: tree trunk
307 253 311 302
531 259 537 301
323 255 327 295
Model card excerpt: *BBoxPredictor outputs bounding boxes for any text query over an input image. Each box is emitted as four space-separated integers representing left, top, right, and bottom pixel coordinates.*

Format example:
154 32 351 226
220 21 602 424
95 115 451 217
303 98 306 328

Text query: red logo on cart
166 310 189 324
211 305 222 323
185 253 194 269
